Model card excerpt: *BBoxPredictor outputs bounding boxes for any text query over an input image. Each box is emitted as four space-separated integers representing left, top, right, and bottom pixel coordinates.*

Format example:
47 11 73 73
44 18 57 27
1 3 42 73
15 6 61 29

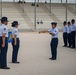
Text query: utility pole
75 0 76 13
22 0 24 12
34 0 36 30
0 0 2 23
50 0 51 13
65 0 67 22
61 0 62 3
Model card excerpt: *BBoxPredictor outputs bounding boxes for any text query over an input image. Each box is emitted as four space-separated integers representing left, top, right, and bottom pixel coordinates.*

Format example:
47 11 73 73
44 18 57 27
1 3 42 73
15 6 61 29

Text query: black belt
0 37 8 39
63 32 67 34
67 33 71 34
13 38 19 39
72 31 75 32
52 38 58 39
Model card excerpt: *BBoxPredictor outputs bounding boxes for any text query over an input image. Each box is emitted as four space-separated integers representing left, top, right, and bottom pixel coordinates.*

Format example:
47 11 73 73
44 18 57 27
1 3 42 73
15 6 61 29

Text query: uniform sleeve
65 26 68 32
52 29 58 35
74 25 76 31
48 29 52 33
13 30 18 36
2 27 7 34
66 27 69 33
70 26 72 32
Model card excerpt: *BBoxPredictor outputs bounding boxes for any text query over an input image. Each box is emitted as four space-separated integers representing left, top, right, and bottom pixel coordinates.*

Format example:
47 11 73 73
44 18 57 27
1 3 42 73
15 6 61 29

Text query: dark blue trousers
67 33 71 47
0 37 1 66
12 38 20 62
0 37 8 67
50 38 58 59
63 33 68 46
71 31 75 48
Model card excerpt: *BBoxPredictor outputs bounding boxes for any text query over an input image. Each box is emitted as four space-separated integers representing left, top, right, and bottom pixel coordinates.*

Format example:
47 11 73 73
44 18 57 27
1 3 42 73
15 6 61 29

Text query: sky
1 0 76 3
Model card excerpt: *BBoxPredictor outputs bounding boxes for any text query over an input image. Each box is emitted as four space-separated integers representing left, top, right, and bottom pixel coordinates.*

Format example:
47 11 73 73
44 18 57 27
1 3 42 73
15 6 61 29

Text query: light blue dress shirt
48 27 59 38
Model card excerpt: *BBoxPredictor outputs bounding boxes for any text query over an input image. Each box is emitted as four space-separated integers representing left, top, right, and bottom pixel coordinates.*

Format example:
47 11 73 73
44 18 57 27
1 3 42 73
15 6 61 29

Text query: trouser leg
12 45 17 62
63 33 67 46
12 39 20 62
1 39 8 67
71 31 75 48
53 39 58 59
68 34 71 47
0 38 1 66
0 48 1 66
50 41 53 58
69 34 71 47
51 39 58 59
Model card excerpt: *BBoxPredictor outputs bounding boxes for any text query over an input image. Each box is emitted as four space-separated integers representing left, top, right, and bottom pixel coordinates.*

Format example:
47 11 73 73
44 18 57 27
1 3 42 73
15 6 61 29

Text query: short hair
51 22 57 26
63 21 67 25
71 19 75 22
12 24 15 27
1 20 5 24
68 22 71 24
0 17 8 23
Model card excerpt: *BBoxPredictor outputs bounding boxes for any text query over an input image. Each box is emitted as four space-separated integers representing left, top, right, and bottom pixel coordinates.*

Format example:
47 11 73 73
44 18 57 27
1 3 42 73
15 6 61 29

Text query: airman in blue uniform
67 22 71 48
0 17 10 69
11 21 20 63
63 21 68 47
70 19 76 49
39 22 59 60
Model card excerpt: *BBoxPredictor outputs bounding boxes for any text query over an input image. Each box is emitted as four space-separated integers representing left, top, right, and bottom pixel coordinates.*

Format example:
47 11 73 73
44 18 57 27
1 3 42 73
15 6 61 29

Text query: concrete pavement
0 32 76 75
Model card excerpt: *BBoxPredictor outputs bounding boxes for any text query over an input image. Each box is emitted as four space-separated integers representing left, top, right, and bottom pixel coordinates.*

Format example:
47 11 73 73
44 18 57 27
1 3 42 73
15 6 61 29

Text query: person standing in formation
62 21 68 47
0 17 10 69
11 21 20 63
67 22 71 48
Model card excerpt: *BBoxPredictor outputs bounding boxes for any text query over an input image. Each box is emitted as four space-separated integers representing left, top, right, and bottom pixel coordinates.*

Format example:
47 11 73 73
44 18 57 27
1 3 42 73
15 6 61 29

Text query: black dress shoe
71 47 75 49
12 61 20 64
62 45 67 47
49 58 56 60
51 59 56 60
49 57 53 60
0 67 10 69
67 46 71 48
